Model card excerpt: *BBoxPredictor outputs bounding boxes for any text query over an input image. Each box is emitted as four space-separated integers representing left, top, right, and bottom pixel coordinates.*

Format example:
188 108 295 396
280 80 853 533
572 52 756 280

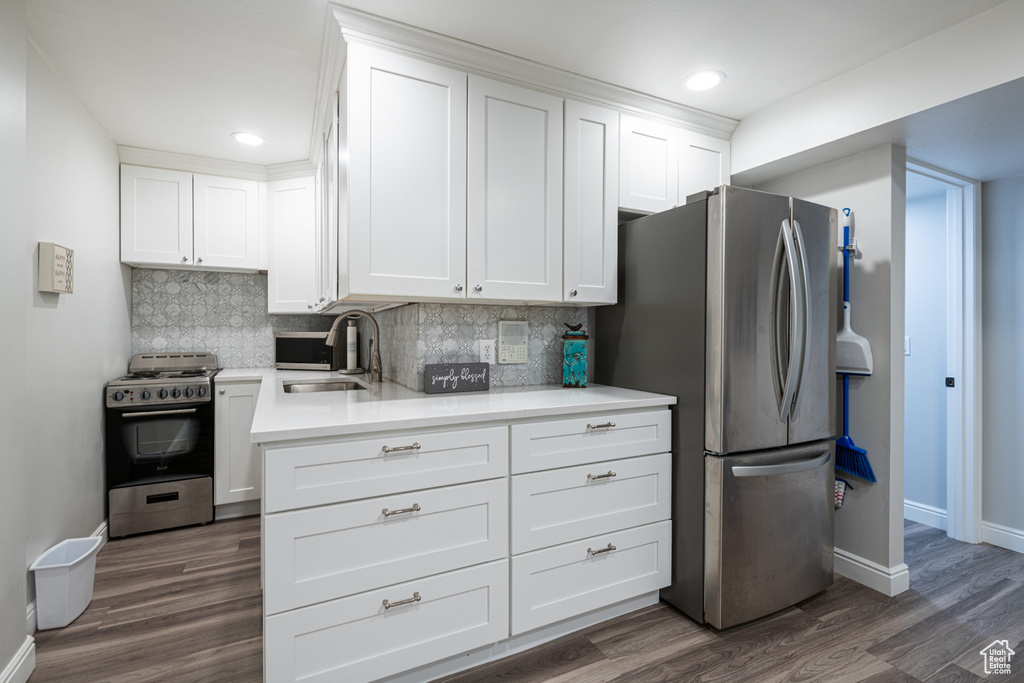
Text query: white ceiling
26 0 1011 170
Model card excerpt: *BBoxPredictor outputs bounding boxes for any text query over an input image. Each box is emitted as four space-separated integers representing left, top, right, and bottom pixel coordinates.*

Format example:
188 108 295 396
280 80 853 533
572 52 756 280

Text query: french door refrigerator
596 185 838 628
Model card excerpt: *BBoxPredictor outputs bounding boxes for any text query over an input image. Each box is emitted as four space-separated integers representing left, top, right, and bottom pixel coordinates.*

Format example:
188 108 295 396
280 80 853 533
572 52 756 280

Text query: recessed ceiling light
231 132 265 146
683 71 726 92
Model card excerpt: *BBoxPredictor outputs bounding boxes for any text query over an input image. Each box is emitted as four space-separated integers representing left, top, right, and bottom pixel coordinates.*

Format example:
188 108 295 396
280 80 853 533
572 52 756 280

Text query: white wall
731 0 1024 181
981 174 1024 537
23 44 130 601
757 144 908 590
903 192 947 515
0 0 32 678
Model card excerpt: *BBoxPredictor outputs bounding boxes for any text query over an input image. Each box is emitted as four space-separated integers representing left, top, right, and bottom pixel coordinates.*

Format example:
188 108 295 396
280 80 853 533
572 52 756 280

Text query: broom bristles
835 436 876 483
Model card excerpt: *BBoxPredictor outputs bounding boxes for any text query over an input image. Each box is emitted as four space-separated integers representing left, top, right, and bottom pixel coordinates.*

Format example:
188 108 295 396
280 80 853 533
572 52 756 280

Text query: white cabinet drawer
511 452 671 554
264 425 508 512
510 410 670 473
511 521 671 635
265 560 509 683
265 479 508 614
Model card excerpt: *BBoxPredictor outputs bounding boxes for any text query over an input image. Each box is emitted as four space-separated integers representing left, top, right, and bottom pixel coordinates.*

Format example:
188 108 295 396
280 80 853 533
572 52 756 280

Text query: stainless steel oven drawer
109 476 213 537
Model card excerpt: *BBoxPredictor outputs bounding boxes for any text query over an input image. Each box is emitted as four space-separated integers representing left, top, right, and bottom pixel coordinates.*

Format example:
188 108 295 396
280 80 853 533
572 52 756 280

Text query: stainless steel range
104 353 220 538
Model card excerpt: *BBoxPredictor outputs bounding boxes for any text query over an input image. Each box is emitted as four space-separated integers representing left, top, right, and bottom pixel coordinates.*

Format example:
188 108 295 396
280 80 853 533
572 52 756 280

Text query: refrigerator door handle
777 219 804 422
789 219 813 408
731 449 831 477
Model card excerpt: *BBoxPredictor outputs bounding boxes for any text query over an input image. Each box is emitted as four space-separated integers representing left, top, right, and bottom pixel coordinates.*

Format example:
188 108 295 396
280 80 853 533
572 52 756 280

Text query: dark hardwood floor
29 516 262 683
30 519 1024 682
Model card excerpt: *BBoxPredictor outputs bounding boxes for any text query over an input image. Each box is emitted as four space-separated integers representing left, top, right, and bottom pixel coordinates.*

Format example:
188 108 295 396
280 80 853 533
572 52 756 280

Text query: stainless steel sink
283 378 368 393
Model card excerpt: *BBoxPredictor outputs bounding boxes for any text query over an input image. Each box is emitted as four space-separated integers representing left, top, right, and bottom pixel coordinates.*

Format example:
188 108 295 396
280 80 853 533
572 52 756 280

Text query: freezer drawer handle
586 422 616 430
588 543 616 556
587 470 617 481
381 442 421 454
382 503 421 518
382 592 421 610
731 451 831 478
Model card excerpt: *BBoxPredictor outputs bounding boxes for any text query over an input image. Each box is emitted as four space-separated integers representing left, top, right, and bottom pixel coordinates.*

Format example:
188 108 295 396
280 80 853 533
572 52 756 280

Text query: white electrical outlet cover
480 339 495 363
498 321 529 364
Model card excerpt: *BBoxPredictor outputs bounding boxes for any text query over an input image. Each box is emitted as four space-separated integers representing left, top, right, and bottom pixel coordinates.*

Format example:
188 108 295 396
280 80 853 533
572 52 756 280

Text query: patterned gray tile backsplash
131 269 333 368
132 269 589 388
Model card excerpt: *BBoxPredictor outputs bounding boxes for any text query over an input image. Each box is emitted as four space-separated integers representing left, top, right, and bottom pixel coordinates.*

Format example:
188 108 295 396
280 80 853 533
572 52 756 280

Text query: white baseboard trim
982 521 1024 554
834 548 910 597
379 592 660 683
0 636 35 683
28 520 109 634
215 500 261 520
904 500 948 531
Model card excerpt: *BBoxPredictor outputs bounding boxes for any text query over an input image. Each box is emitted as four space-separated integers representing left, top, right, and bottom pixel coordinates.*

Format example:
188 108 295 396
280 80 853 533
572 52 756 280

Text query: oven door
105 403 214 489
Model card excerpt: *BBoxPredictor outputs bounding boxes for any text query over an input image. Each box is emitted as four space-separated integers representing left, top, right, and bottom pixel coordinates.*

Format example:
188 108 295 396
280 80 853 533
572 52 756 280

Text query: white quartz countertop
243 368 675 443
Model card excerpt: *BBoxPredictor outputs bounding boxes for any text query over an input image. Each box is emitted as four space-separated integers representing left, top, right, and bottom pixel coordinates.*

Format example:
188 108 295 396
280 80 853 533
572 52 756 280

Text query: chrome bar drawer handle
587 470 616 481
382 592 421 610
588 543 616 556
382 503 421 517
587 422 616 430
382 442 421 454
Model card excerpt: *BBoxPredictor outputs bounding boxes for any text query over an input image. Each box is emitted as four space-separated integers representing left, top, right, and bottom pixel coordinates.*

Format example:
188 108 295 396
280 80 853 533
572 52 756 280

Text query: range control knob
184 388 194 398
171 388 181 399
141 390 151 400
197 387 207 398
113 391 124 401
158 389 168 399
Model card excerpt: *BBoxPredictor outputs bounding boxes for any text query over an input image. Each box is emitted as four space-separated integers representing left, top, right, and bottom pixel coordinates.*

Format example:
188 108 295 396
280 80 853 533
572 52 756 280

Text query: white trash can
29 536 103 630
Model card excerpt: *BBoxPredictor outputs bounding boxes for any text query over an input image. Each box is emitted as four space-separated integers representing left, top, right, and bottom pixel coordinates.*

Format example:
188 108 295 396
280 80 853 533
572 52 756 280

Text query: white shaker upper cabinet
467 76 563 302
345 43 468 300
618 115 678 214
678 130 731 202
193 174 259 270
268 176 317 314
120 165 193 266
564 100 618 305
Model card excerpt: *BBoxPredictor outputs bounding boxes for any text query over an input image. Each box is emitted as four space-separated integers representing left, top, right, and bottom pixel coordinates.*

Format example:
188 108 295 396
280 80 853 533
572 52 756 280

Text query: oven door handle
122 408 198 418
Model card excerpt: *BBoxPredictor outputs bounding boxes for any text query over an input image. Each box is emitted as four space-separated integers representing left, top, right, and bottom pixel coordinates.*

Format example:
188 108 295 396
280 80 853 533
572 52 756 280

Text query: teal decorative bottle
562 323 588 388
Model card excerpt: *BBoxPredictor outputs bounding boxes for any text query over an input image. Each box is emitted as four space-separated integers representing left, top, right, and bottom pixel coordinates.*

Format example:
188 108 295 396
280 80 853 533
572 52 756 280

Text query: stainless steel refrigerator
596 185 838 629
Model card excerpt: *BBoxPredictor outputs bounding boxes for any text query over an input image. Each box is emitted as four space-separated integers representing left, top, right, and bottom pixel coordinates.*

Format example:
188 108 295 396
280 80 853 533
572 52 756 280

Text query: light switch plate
905 336 911 356
498 321 529 364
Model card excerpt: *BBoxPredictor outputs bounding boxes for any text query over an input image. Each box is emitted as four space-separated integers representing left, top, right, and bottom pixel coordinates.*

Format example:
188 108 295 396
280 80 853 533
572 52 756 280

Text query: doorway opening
903 160 981 543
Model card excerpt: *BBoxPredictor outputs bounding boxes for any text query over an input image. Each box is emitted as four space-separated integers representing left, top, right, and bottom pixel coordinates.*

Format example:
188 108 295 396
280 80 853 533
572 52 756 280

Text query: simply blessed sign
423 363 489 394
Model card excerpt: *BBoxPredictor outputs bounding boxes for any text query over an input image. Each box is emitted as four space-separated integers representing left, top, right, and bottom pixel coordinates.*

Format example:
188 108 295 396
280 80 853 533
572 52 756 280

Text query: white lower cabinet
265 560 509 683
262 406 672 682
511 521 672 635
213 380 261 505
510 452 672 554
264 479 508 614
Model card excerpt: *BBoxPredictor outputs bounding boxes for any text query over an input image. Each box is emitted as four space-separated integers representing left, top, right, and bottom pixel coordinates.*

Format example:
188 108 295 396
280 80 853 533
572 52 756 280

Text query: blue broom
836 374 875 482
835 208 876 483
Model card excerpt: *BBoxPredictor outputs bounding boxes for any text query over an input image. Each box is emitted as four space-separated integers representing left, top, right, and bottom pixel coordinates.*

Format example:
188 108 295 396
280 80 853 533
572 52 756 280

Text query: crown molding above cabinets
118 146 316 182
318 6 738 151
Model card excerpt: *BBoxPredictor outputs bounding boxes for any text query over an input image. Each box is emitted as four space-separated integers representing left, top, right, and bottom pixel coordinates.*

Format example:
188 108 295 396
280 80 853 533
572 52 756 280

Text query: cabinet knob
570 288 578 297
196 257 203 264
218 389 225 395
181 256 188 263
319 297 326 302
474 284 482 292
455 284 464 292
308 304 313 309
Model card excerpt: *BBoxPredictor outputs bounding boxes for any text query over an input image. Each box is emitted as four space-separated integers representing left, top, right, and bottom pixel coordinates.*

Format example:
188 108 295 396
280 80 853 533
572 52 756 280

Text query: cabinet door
678 130 730 201
564 100 618 304
618 115 678 214
120 165 193 266
267 176 317 314
214 381 261 505
467 76 563 302
193 174 259 270
347 43 467 299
